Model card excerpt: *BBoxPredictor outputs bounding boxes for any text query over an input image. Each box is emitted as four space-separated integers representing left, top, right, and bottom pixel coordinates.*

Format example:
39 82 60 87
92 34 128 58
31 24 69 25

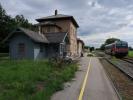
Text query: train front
115 41 128 58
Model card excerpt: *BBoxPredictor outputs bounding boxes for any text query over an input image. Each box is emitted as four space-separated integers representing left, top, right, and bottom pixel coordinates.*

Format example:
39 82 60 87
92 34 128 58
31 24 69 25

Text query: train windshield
116 42 128 48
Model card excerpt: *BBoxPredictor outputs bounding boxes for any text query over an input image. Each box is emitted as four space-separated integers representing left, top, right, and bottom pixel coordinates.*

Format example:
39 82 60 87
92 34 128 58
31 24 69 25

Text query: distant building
77 38 84 57
4 10 84 59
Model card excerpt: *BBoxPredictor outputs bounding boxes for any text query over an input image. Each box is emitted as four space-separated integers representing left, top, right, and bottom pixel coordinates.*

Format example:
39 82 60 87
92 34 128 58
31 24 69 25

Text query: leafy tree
0 3 33 52
129 46 133 50
0 4 9 41
100 38 120 50
105 38 120 45
0 4 16 42
90 47 95 52
15 15 33 28
100 44 105 50
84 46 90 49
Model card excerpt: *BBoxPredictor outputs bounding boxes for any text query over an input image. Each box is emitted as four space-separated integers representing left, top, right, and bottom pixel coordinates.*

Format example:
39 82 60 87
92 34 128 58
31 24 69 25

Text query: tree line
0 3 34 52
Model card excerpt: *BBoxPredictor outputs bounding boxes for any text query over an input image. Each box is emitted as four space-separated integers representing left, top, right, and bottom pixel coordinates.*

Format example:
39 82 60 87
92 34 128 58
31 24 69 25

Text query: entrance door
18 43 25 59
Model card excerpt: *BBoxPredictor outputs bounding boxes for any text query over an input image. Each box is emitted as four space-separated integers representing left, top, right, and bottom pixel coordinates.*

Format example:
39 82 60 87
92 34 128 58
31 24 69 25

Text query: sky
1 0 133 48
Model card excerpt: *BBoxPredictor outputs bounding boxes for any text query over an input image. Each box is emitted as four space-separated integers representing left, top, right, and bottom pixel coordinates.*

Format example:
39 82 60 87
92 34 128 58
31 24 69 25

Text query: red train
105 40 128 58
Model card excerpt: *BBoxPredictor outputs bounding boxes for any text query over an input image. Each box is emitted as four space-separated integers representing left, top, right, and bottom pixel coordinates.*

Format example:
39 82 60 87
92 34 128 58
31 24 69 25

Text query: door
18 43 25 59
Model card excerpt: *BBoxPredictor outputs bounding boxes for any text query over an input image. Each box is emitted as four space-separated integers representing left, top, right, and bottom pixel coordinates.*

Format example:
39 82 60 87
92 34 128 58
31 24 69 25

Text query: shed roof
19 27 49 43
4 27 67 44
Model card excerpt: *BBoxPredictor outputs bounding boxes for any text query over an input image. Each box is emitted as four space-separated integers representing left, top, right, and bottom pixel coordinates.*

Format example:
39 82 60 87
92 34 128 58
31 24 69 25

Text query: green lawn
0 59 77 100
128 51 133 57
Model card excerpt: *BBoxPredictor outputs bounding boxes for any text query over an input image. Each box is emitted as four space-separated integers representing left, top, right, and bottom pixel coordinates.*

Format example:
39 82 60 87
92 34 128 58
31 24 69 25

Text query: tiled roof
36 14 72 21
36 14 79 27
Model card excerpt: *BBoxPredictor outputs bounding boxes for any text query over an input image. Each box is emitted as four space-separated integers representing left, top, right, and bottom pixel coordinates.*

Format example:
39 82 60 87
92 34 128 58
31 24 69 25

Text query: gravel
100 58 133 100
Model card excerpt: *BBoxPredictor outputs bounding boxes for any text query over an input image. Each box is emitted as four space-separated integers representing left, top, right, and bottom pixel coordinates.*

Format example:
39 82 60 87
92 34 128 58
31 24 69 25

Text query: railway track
122 57 133 64
105 58 133 80
95 51 133 79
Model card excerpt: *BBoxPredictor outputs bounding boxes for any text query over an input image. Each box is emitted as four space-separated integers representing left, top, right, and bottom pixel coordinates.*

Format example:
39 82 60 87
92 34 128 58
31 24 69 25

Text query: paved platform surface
51 57 119 100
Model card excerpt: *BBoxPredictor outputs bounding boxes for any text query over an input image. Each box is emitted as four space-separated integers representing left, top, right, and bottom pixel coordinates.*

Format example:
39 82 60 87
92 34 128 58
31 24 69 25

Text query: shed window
18 43 25 54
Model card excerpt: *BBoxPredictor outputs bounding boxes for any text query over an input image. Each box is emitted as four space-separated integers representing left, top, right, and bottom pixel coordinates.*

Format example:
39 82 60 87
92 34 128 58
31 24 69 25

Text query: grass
0 59 78 100
128 51 133 57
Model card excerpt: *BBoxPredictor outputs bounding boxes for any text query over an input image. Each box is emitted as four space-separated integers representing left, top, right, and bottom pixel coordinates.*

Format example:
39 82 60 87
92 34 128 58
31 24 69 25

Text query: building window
18 43 25 55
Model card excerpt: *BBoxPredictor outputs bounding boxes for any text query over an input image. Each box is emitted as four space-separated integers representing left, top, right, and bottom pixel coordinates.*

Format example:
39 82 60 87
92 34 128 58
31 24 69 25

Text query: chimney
55 9 58 15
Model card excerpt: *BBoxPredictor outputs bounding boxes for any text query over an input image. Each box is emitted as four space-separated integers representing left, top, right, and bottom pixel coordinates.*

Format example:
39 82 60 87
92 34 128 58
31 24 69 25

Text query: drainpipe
60 43 64 58
38 26 41 34
59 43 62 57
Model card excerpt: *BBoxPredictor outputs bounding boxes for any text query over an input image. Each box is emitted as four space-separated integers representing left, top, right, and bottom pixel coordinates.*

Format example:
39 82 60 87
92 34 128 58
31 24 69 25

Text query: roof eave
36 17 79 28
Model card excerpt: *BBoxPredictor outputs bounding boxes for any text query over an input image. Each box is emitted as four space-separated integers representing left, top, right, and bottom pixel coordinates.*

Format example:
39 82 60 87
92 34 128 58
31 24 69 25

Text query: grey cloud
1 0 133 47
97 0 133 8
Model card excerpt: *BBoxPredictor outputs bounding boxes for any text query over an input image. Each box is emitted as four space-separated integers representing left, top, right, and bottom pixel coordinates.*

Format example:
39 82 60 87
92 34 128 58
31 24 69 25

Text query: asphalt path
51 57 119 100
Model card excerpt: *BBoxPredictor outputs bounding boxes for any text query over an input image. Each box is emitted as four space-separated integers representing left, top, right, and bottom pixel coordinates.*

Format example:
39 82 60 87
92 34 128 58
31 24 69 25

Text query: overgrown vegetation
0 59 78 100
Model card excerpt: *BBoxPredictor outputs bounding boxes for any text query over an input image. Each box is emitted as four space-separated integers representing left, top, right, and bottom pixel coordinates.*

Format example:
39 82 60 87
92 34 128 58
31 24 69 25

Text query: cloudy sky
1 0 133 47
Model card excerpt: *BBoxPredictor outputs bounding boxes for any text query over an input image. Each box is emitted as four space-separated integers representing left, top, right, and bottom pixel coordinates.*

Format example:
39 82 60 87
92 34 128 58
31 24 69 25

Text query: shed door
18 43 25 58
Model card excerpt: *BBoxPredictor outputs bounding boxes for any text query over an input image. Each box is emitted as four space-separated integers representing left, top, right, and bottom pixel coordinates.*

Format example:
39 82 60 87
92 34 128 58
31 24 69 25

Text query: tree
15 15 33 28
100 38 120 50
90 47 95 52
0 4 17 42
100 44 105 50
0 3 9 41
129 47 133 50
15 15 34 30
105 38 120 45
0 3 33 42
84 46 90 49
0 3 33 52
